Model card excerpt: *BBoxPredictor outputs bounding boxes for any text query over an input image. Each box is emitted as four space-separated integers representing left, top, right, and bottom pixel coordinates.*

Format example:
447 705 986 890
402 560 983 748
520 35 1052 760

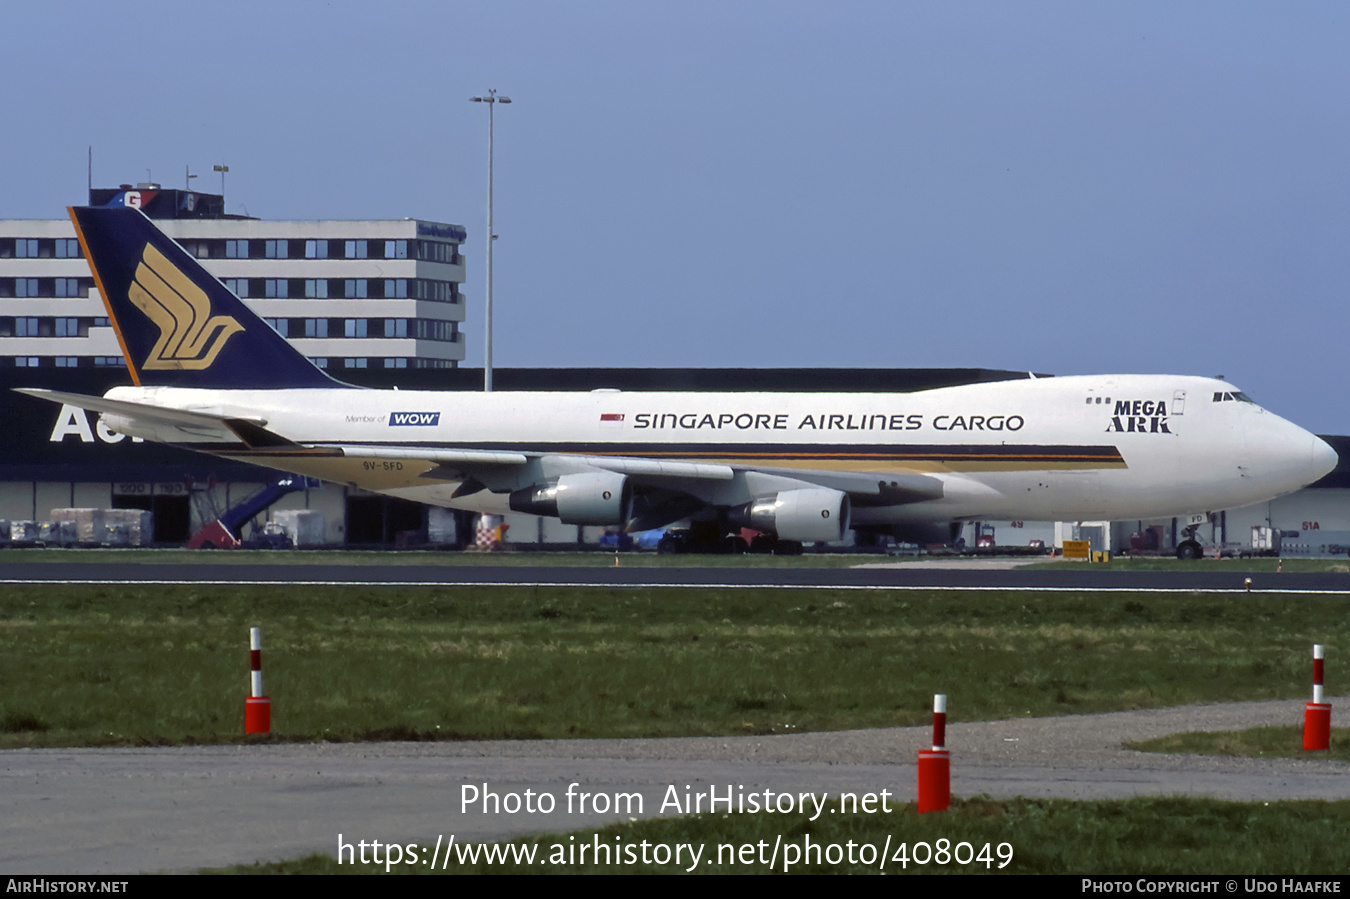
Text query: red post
917 694 950 813
1304 644 1330 751
245 626 271 734
932 693 947 750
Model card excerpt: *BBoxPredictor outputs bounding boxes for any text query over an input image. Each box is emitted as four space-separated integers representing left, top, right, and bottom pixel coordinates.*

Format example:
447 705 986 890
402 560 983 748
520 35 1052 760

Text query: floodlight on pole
470 90 511 392
213 164 229 209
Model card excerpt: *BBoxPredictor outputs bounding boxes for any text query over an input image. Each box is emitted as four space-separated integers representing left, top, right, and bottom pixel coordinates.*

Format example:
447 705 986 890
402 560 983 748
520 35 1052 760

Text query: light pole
213 164 229 210
470 90 510 392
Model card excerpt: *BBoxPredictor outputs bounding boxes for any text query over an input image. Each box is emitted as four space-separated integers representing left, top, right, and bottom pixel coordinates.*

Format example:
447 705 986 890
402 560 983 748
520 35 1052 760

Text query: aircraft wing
325 446 941 506
16 388 944 536
327 444 944 534
343 445 734 480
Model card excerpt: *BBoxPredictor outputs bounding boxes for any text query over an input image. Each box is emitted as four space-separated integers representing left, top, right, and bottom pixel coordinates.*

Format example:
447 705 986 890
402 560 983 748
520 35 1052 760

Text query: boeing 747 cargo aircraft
18 206 1338 557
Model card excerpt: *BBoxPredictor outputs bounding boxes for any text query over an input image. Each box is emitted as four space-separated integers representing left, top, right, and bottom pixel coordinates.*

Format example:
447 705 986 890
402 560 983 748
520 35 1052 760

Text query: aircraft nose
1311 435 1339 483
1251 418 1339 497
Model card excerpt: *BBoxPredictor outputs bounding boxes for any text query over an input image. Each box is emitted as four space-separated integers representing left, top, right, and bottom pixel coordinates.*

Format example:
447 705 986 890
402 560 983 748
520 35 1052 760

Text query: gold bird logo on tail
128 244 243 370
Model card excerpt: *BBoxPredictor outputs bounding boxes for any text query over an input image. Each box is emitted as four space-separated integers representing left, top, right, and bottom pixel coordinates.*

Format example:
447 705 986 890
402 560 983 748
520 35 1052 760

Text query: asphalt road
1 560 1348 592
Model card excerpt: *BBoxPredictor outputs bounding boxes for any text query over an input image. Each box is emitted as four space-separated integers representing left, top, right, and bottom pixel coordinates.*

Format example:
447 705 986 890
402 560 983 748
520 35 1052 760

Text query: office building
0 185 467 371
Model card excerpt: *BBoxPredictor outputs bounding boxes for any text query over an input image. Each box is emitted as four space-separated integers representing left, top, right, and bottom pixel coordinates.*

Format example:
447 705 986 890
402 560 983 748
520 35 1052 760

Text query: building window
304 279 328 299
384 318 408 338
312 357 328 368
304 318 329 338
55 317 81 337
344 318 368 338
15 357 40 367
15 239 38 258
265 239 288 259
384 358 408 369
225 239 248 259
343 358 368 369
385 240 408 259
383 279 407 298
15 317 39 337
413 280 456 302
94 356 125 367
305 239 328 259
413 319 457 342
344 279 367 298
55 238 82 258
414 240 460 264
16 278 39 298
265 318 290 337
55 357 79 368
344 239 367 259
264 279 289 298
224 278 249 298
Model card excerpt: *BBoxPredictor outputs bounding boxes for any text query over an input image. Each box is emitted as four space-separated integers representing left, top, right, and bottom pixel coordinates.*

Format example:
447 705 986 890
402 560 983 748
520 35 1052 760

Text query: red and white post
917 693 951 813
245 626 271 734
1304 644 1331 751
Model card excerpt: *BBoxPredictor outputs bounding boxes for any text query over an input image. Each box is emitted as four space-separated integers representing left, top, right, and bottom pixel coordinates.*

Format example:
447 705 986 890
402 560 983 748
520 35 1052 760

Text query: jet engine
736 487 850 543
509 471 633 525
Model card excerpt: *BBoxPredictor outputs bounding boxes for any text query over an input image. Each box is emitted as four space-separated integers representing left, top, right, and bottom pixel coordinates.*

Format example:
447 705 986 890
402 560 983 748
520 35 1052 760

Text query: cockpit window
1212 391 1256 403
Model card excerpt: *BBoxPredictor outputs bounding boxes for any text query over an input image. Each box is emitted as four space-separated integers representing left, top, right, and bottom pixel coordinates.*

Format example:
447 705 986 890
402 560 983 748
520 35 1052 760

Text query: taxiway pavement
1 559 1346 592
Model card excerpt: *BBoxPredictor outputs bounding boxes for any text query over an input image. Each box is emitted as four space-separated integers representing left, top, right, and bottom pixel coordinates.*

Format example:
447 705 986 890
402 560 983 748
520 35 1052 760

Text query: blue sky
6 2 1350 431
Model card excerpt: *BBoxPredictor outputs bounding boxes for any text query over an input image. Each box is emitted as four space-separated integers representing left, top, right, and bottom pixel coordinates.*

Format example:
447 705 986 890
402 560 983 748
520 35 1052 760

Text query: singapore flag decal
599 413 625 428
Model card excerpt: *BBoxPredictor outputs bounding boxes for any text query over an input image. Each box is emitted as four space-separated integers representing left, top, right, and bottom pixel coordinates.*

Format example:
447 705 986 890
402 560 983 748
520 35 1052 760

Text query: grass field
1129 726 1350 761
6 567 1347 876
0 581 1345 748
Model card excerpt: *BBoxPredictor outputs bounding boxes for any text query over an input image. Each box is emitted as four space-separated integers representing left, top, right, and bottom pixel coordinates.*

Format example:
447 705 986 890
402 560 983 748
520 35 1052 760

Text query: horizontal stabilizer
15 388 259 444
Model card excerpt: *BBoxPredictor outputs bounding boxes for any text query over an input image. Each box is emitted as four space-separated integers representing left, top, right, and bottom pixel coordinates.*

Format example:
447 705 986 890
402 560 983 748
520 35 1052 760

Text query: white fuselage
103 373 1336 527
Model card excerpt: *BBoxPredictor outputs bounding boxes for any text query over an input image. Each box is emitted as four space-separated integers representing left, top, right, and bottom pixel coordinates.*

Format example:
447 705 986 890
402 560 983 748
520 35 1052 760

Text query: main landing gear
1175 540 1203 560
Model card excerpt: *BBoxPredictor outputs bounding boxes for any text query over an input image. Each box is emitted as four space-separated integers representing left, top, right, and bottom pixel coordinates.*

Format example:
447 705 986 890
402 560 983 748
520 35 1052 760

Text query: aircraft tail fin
68 205 343 389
